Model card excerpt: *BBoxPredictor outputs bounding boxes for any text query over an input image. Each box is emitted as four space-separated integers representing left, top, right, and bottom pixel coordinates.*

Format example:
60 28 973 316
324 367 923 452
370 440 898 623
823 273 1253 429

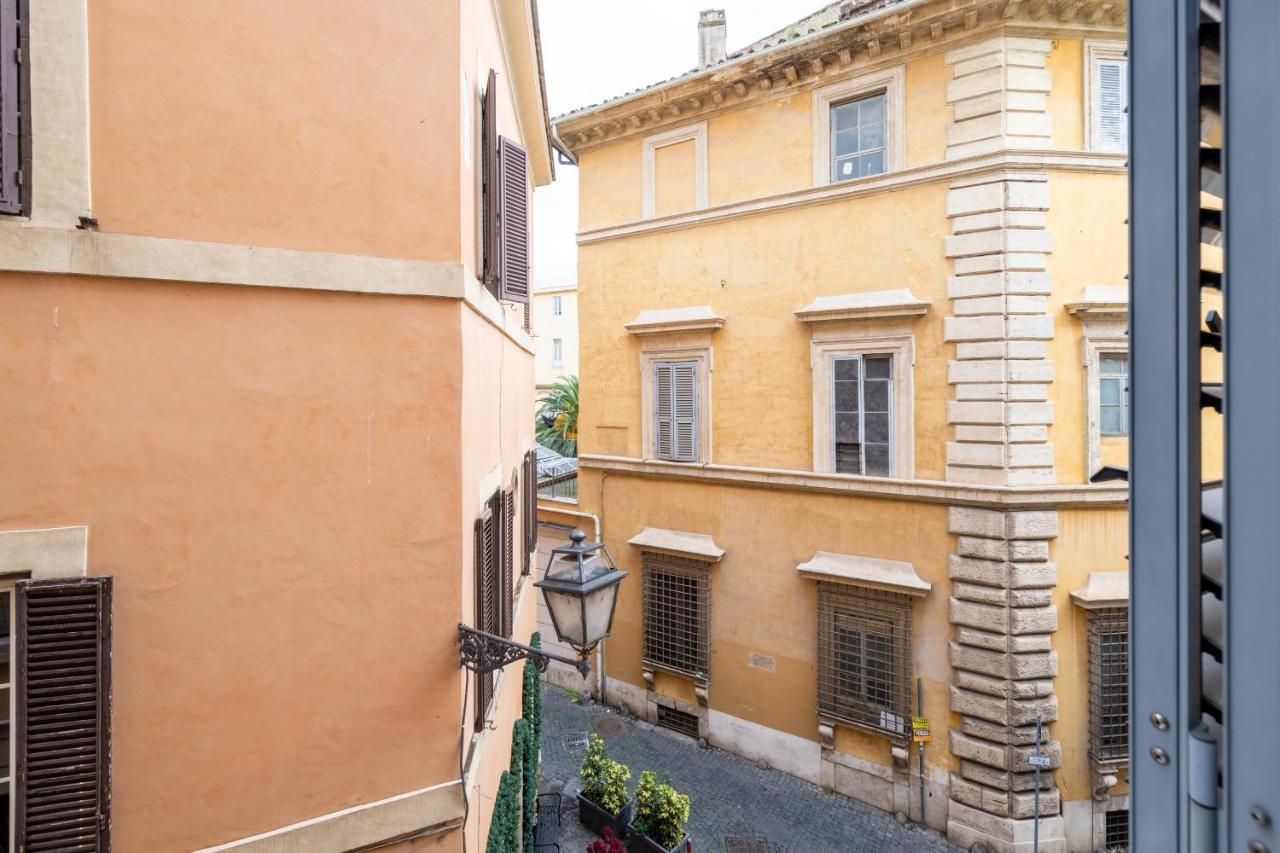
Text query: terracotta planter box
625 825 690 853
577 793 633 840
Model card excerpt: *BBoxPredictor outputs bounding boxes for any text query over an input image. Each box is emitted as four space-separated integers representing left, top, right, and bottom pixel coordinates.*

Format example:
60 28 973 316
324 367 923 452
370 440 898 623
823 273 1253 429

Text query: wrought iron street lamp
535 528 627 655
457 528 626 678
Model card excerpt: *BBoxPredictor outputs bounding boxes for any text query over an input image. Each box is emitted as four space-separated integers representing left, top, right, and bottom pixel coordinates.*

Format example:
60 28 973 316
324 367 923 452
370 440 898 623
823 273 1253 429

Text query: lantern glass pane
583 583 621 647
543 588 587 648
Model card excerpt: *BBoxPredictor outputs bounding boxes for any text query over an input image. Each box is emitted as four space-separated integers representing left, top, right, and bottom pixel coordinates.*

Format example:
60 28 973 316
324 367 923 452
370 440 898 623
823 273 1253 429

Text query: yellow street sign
912 716 931 743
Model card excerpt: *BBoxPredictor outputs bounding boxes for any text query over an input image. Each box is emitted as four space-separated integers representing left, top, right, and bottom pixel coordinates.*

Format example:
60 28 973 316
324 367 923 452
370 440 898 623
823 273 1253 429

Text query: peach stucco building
0 1 553 851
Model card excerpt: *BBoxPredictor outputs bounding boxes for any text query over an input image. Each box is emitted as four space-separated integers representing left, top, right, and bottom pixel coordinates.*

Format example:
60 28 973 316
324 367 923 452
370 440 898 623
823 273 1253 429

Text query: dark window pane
865 355 892 379
859 150 885 177
834 358 860 381
834 128 862 157
864 444 890 476
834 379 860 413
864 380 890 412
864 412 890 443
833 156 858 181
835 413 860 443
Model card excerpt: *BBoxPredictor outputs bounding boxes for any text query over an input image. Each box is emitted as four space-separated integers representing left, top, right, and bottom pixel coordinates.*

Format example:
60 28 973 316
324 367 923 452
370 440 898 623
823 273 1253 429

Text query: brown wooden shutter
501 487 515 638
15 576 112 853
481 69 500 297
497 136 530 304
523 449 537 574
0 0 24 214
474 505 498 726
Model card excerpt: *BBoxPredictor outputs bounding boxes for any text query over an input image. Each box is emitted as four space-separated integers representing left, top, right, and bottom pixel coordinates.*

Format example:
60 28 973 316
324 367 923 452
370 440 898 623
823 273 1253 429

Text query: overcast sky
532 1 819 289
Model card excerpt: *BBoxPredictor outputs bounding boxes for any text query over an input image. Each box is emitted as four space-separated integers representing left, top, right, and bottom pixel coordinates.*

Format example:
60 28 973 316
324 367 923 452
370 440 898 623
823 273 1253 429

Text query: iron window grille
817 583 912 741
829 91 887 182
831 354 893 477
655 705 700 739
1104 808 1130 851
642 553 711 680
1088 607 1129 765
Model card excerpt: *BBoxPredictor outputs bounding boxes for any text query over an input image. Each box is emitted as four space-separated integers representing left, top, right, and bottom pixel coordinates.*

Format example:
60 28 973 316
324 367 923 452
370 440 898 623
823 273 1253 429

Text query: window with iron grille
1089 607 1129 764
831 354 893 477
1104 808 1129 851
642 553 710 679
817 583 912 740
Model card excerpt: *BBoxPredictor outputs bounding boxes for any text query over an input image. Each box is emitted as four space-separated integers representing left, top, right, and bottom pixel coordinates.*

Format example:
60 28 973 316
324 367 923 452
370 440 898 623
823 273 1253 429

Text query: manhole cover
724 839 769 853
592 715 626 737
563 733 589 752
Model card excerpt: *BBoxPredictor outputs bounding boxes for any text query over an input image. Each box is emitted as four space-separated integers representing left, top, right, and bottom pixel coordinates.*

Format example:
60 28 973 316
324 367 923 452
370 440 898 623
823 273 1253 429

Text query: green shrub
579 733 631 815
631 770 690 850
517 718 537 851
485 770 521 853
523 632 543 743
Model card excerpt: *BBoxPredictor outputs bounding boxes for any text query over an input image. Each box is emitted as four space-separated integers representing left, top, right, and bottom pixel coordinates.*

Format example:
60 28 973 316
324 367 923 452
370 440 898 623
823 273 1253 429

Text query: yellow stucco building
553 2 1143 851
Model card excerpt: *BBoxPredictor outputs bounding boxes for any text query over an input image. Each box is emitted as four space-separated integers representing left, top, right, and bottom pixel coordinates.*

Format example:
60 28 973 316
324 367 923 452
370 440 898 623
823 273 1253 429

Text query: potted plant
627 771 691 853
578 734 633 839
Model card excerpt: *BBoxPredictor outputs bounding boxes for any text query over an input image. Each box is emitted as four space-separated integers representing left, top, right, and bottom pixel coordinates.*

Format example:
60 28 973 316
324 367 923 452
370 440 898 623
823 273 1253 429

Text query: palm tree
536 375 578 457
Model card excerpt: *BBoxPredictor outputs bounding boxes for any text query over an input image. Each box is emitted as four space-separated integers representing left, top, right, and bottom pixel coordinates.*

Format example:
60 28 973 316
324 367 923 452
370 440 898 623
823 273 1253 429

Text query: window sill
819 712 909 746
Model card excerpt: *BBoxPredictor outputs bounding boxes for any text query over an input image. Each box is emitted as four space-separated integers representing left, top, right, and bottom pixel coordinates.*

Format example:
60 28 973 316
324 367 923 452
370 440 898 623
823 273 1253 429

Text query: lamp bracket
457 623 591 678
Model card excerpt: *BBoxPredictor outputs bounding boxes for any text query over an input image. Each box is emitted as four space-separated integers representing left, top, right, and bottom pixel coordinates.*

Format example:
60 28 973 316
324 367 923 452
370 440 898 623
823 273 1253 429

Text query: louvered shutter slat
673 362 699 462
654 364 674 459
1097 59 1127 152
498 136 530 304
481 69 499 294
16 577 112 853
501 488 515 637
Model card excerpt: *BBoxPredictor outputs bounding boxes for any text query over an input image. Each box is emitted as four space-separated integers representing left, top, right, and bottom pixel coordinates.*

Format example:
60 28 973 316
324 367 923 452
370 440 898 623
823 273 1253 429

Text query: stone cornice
795 289 930 323
625 305 725 336
554 0 1125 155
578 149 1126 245
578 454 1128 509
1065 284 1129 316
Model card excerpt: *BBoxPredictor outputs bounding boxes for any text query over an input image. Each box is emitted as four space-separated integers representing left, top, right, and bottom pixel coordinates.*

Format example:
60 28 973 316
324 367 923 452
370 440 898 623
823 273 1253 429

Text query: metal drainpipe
537 503 606 704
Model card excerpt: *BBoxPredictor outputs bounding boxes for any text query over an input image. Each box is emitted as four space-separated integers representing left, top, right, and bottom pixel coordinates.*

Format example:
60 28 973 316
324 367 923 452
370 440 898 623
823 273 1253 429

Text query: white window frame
1098 352 1130 438
640 344 712 464
552 295 563 316
828 354 895 477
1082 336 1129 478
1084 41 1129 153
641 121 709 220
812 67 906 187
551 337 563 368
811 335 914 477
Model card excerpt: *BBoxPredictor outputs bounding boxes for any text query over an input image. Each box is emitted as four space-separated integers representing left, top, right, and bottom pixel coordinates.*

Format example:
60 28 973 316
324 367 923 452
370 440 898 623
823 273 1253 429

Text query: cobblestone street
538 685 961 853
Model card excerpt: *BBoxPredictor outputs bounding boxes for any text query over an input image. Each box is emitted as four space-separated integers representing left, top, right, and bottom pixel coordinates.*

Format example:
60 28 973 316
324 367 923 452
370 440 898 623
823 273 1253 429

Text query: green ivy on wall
484 632 545 853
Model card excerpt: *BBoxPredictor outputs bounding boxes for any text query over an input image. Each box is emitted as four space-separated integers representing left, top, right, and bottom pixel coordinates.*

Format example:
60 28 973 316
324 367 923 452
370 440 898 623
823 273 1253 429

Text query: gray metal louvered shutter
0 0 22 214
481 69 499 296
653 363 674 459
672 362 698 462
15 577 112 853
498 136 530 304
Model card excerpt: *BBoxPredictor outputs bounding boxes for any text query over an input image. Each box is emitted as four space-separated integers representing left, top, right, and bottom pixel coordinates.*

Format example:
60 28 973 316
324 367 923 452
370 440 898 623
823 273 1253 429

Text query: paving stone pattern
538 685 961 853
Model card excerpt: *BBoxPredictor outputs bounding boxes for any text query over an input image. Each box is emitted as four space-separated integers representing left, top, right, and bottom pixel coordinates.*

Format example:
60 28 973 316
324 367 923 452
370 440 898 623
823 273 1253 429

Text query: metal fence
535 446 578 501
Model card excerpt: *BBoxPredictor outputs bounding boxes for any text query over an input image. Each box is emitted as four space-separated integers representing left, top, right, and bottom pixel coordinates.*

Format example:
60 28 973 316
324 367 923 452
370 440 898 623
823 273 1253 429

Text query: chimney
698 9 727 67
